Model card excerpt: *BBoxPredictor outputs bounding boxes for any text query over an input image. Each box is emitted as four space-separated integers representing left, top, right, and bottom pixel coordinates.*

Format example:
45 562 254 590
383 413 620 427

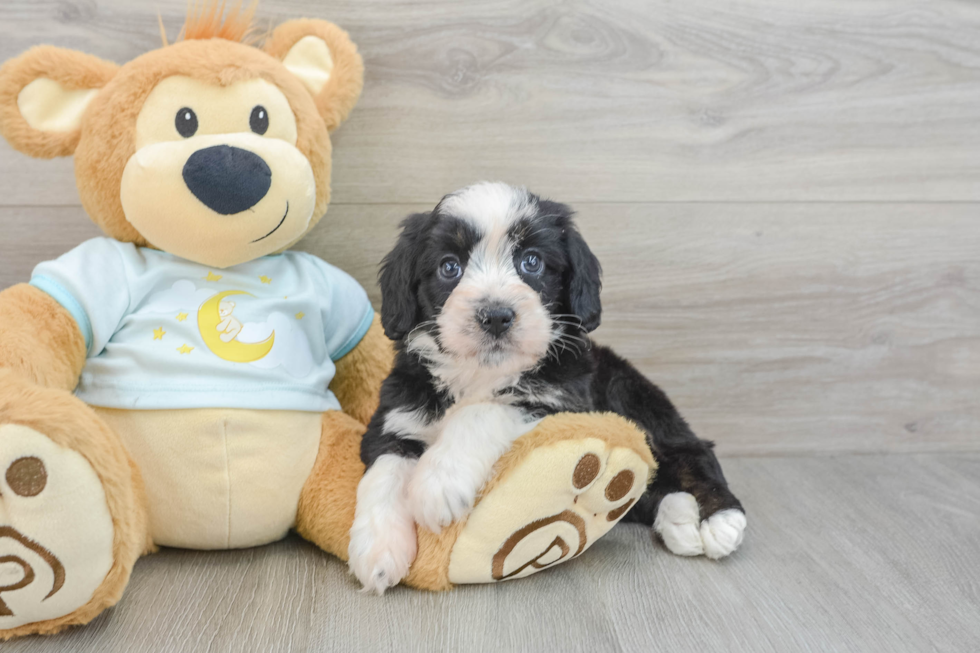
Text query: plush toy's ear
264 19 364 133
0 46 118 159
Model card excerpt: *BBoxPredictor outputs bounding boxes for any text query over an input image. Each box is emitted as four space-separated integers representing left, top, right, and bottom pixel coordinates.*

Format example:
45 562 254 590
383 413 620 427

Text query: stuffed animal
0 3 654 639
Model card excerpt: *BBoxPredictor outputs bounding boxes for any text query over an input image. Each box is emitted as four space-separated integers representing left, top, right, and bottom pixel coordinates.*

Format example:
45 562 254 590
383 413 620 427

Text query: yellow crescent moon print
197 290 275 363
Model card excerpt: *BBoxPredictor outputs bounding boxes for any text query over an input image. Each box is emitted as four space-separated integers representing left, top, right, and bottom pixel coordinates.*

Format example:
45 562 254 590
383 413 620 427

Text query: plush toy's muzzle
103 45 331 268
120 124 317 268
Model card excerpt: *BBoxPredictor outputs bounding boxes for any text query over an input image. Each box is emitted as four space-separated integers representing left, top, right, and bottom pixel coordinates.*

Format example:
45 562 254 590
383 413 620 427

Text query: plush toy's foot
653 492 747 560
0 377 148 639
0 424 114 633
404 412 655 590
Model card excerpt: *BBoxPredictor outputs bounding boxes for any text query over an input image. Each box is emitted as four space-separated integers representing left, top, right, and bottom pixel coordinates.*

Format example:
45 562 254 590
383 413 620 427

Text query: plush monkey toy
0 3 654 639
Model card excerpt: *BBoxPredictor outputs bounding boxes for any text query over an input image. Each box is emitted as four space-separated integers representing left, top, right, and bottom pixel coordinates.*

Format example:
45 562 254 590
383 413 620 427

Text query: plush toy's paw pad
701 509 746 560
348 512 417 595
0 424 114 631
409 456 478 534
654 492 746 559
446 436 650 584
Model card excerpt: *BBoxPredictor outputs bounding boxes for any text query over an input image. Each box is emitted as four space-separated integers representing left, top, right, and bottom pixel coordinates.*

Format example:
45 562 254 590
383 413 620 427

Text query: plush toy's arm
329 313 394 426
0 283 86 390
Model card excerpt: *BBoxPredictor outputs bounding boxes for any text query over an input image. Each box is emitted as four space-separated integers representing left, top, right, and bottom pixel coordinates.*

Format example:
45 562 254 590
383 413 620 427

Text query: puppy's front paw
348 514 417 595
409 455 479 534
653 492 746 559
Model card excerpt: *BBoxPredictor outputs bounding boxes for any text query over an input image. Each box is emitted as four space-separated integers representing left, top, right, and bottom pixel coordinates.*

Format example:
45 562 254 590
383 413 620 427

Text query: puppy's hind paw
653 492 705 556
654 492 747 560
700 509 746 560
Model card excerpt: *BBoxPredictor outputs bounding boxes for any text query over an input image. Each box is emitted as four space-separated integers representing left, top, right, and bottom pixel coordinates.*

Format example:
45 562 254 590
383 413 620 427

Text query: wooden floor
1 1 979 651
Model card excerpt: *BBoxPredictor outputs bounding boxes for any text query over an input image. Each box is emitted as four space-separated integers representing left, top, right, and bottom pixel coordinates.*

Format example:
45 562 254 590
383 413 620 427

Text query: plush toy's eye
250 105 269 135
520 251 544 275
438 255 462 281
175 107 198 138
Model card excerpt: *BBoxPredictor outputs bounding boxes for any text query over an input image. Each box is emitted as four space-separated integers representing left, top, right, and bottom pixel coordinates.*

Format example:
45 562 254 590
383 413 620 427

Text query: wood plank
1 202 977 456
2 0 980 204
4 453 978 652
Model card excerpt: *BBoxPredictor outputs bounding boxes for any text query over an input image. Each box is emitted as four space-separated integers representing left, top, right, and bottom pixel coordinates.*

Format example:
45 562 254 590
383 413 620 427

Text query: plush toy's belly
93 407 322 549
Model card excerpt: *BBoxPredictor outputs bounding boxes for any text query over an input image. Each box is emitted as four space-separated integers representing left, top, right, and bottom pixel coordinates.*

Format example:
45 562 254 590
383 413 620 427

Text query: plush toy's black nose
182 145 272 215
478 307 516 338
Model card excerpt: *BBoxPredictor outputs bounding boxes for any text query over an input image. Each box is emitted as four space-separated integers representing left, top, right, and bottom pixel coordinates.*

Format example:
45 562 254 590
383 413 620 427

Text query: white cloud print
143 280 214 312
143 280 315 378
238 313 314 377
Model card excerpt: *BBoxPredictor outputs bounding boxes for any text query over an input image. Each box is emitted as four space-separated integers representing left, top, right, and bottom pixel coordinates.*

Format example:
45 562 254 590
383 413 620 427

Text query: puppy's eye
438 256 462 281
520 251 544 275
175 107 198 138
250 105 269 135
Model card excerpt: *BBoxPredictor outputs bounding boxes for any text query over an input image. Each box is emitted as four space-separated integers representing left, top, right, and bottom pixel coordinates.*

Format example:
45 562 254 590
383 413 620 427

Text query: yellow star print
295 312 305 320
153 327 166 340
259 275 272 284
204 271 223 282
177 344 194 354
176 312 188 322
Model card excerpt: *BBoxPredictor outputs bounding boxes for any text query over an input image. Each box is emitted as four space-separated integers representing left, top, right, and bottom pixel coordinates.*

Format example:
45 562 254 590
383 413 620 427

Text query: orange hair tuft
180 1 259 44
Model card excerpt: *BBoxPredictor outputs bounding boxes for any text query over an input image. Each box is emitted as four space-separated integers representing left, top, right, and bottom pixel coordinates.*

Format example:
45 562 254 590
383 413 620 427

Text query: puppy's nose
182 145 272 215
478 307 515 338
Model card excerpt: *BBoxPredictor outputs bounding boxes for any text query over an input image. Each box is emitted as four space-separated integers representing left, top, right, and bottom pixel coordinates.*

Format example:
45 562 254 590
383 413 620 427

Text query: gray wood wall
1 0 978 457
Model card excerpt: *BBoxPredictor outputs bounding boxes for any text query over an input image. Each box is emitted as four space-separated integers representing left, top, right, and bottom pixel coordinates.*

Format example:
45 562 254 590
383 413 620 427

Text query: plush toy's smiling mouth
251 202 289 243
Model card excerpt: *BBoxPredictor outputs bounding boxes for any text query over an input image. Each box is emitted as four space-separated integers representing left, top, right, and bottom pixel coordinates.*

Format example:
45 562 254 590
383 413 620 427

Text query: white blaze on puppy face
435 183 555 377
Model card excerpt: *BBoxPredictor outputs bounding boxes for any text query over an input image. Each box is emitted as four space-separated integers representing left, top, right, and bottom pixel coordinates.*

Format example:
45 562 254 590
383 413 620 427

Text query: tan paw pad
0 424 114 630
447 437 650 584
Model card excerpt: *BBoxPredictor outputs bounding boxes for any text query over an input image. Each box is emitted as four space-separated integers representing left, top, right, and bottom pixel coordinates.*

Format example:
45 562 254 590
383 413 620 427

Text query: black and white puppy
349 182 746 593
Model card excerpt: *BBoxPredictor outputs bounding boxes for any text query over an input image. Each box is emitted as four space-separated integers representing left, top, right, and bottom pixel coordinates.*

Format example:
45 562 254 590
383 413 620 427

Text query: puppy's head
380 182 601 371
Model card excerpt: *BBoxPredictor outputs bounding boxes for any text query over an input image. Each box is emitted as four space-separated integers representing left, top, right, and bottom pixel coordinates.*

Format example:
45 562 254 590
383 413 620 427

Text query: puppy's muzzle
182 145 272 215
478 306 515 338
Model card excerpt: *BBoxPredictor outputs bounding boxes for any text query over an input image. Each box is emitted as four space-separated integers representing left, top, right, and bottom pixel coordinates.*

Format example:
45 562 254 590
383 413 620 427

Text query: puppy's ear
264 19 364 132
564 224 602 333
0 46 117 158
379 212 432 340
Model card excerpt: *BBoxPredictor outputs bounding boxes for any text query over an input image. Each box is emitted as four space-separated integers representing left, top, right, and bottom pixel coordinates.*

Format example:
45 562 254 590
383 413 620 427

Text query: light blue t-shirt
30 238 375 412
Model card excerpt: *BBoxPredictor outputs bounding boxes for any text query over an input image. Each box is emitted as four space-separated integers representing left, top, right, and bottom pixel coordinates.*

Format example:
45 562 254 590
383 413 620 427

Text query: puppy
349 182 746 594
